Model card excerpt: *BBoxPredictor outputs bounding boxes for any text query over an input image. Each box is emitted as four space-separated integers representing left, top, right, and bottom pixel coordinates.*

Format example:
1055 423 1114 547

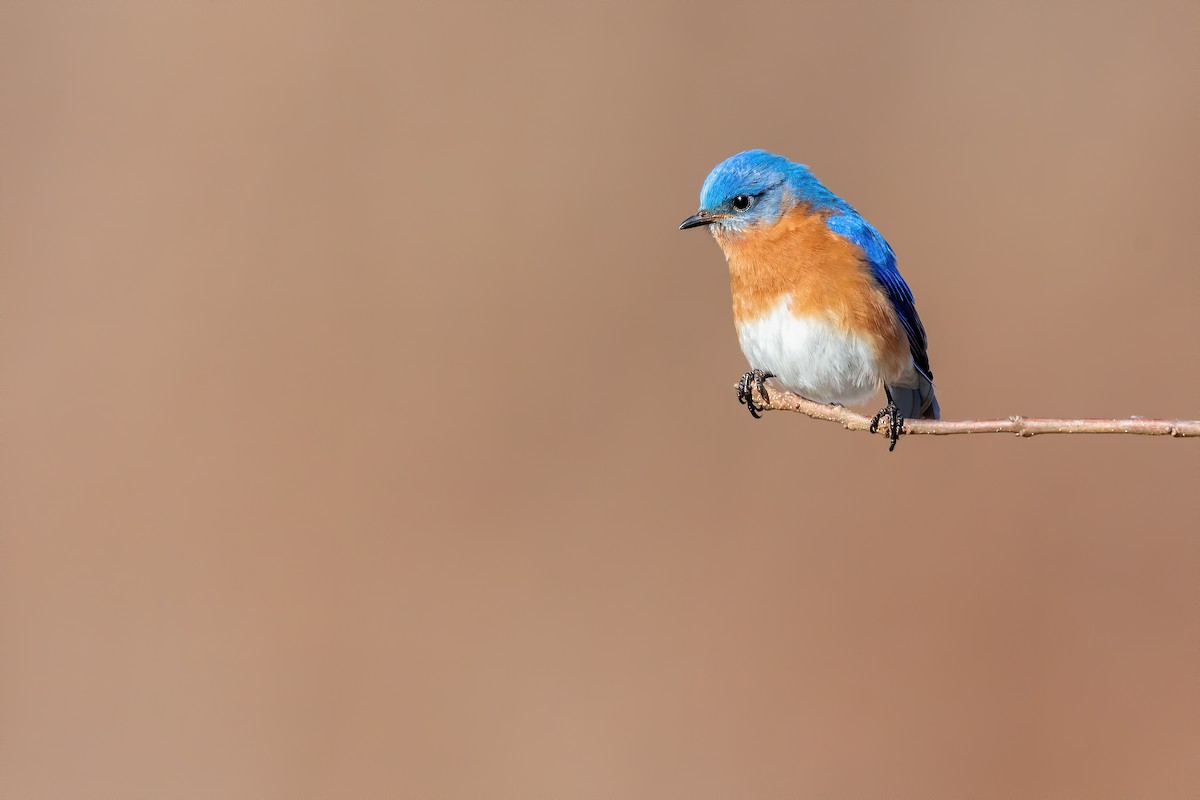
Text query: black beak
679 211 716 230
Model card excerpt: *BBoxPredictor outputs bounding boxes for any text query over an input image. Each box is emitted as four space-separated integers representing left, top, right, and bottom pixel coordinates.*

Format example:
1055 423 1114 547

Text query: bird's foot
869 402 904 452
735 370 775 419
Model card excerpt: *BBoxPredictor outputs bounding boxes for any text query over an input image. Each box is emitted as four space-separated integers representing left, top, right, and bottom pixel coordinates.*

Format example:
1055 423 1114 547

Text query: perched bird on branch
680 149 939 450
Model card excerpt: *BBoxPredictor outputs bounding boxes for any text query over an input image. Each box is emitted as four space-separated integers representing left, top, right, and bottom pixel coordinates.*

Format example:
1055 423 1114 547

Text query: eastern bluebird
680 149 939 450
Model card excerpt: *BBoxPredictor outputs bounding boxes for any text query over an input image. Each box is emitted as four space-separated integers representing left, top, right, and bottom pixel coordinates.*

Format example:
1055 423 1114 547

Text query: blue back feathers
824 214 933 381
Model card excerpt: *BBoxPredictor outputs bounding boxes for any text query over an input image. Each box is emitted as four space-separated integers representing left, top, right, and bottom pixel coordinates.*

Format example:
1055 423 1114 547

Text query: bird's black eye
732 194 752 211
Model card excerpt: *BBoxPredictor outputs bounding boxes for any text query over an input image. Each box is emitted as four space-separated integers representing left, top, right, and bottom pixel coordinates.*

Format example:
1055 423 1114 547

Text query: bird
679 149 938 451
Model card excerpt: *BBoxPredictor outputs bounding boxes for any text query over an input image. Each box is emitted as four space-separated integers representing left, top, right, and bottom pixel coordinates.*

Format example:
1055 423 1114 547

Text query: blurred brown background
1 2 1197 798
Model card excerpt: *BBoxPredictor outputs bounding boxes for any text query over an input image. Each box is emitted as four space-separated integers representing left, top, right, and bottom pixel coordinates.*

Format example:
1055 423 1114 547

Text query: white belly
736 297 889 405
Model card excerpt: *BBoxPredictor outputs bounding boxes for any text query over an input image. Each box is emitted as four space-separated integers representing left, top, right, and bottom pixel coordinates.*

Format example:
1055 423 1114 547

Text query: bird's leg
735 371 761 418
735 369 775 419
754 370 774 405
869 388 904 452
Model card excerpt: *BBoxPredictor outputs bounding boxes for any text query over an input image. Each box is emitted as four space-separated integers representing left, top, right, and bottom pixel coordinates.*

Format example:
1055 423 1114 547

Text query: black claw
735 370 775 419
869 401 904 451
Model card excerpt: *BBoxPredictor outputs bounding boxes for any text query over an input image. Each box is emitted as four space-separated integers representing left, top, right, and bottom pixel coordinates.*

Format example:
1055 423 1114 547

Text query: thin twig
755 383 1200 439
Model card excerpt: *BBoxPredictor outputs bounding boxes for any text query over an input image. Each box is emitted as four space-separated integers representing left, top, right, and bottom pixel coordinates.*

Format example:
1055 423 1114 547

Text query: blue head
680 149 844 235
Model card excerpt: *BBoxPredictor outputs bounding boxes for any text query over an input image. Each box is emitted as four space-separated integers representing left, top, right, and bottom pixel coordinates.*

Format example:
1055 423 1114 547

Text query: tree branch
755 384 1200 439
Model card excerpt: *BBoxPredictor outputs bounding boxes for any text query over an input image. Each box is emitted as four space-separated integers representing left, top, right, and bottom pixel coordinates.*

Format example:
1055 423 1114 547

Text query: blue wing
825 213 933 381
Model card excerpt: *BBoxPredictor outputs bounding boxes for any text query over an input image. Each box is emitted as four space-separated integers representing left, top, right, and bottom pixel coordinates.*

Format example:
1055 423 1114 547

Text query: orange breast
715 205 911 381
